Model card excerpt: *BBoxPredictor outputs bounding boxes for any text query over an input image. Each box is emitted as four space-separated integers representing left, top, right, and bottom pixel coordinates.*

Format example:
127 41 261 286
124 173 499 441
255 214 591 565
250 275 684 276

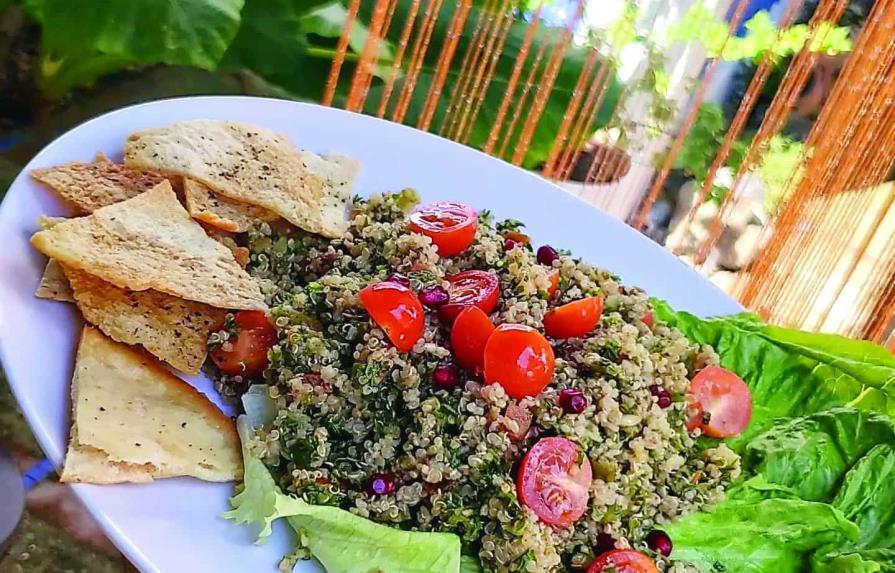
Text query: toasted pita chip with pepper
31 160 167 214
183 177 280 233
31 180 266 310
61 327 241 484
66 268 225 375
124 120 359 237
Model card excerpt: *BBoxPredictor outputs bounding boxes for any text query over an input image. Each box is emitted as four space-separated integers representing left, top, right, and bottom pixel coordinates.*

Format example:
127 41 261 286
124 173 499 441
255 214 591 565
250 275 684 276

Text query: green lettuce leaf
664 493 860 573
224 416 463 572
831 444 895 550
653 301 895 446
654 303 895 573
286 508 461 573
814 549 895 573
743 408 895 502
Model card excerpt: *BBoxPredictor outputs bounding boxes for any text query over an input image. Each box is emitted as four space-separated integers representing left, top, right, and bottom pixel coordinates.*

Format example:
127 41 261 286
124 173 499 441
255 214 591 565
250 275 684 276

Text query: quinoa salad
209 190 751 573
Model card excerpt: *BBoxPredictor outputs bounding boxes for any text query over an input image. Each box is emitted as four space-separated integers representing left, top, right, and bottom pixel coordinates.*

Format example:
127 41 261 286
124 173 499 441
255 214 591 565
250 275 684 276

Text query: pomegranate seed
385 274 411 288
558 388 587 414
419 285 450 308
434 364 460 390
366 473 397 496
649 385 673 409
503 237 520 251
646 529 673 557
594 532 617 556
537 245 559 266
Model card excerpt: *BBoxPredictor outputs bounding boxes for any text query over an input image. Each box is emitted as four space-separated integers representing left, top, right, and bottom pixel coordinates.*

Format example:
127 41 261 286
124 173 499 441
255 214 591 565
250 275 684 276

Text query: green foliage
17 0 620 169
668 4 853 62
23 0 246 98
757 135 806 212
672 103 806 212
673 102 728 182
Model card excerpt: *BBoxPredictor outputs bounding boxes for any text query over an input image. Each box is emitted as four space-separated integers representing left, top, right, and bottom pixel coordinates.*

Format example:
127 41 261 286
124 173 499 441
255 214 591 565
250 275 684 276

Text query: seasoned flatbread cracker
60 327 241 484
183 177 279 233
31 160 167 214
66 268 225 375
35 259 74 302
31 180 266 310
123 120 359 237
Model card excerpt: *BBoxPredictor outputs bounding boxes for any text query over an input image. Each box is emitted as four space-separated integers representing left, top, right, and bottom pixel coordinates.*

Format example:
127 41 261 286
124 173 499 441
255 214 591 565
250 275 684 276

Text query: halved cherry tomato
484 324 555 399
359 281 424 353
438 270 500 323
546 270 560 300
451 307 496 372
210 310 278 377
687 366 752 438
587 550 659 573
408 202 478 257
543 296 604 339
517 437 592 527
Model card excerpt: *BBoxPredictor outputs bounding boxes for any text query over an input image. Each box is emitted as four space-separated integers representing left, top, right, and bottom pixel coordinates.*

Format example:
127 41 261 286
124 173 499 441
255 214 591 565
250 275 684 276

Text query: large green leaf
654 303 895 573
24 0 244 96
832 444 895 550
743 408 895 502
653 302 895 447
665 492 860 573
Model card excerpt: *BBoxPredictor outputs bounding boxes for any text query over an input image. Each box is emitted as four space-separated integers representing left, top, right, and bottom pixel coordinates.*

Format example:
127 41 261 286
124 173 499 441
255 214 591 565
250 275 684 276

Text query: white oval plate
0 96 740 573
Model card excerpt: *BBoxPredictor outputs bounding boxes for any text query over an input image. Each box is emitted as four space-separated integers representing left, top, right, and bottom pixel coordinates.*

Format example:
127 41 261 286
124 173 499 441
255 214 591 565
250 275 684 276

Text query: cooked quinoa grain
215 190 740 572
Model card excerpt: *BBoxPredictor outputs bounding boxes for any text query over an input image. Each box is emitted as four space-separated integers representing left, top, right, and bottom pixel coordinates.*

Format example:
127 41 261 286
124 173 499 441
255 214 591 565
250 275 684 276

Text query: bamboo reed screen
318 0 895 347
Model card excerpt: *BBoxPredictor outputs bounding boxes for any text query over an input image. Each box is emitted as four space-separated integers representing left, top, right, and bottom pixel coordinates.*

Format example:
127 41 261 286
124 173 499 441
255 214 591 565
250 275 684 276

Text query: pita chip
183 177 279 233
123 120 359 237
31 180 266 310
31 159 167 214
66 268 225 375
60 327 241 483
35 259 75 302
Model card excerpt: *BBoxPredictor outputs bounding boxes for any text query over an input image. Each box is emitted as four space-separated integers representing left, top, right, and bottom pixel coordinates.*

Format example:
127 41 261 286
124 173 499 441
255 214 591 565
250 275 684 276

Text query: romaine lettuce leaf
653 305 895 573
743 408 895 502
653 301 895 446
286 508 461 573
831 444 895 550
664 493 860 573
224 416 463 572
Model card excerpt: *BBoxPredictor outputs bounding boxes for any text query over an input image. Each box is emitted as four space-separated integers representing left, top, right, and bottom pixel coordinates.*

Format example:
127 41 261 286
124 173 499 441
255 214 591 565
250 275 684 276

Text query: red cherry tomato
687 366 752 438
451 307 496 372
484 324 555 399
210 310 277 377
408 202 478 257
438 270 500 322
517 437 592 527
546 270 560 300
543 296 604 339
587 550 659 573
359 281 424 353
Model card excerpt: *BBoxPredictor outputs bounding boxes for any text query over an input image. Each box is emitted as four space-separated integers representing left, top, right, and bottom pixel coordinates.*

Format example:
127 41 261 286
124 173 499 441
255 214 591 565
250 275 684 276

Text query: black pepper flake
181 422 187 428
